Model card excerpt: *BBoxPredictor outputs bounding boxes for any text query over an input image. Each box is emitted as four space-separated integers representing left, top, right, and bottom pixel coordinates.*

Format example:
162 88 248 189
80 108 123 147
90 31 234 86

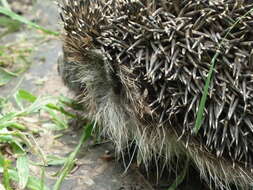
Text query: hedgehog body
58 0 253 189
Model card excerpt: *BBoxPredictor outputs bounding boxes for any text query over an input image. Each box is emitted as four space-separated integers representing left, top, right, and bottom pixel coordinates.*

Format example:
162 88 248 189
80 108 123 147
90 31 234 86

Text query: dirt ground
0 1 209 190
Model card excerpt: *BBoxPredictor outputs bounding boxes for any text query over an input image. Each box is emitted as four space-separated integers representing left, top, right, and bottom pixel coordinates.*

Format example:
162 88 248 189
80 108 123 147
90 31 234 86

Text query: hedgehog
57 0 253 189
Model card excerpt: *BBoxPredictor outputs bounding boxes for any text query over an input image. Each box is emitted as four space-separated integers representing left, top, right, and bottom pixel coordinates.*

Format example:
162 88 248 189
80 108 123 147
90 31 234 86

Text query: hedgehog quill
58 0 253 189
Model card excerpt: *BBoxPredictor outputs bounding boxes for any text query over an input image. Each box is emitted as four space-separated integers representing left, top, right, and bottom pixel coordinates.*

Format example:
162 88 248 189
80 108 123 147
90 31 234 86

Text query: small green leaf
17 155 29 189
16 90 37 103
14 90 37 109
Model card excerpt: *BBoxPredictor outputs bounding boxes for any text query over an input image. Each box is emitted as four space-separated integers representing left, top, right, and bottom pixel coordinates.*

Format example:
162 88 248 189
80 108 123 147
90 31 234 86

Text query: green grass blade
9 122 27 131
0 121 27 131
59 96 84 111
46 103 76 118
0 6 59 36
193 8 253 134
53 124 93 190
193 54 218 134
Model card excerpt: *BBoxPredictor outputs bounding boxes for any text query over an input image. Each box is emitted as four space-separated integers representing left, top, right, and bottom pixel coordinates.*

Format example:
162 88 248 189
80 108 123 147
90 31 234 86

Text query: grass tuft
0 89 92 190
53 124 93 190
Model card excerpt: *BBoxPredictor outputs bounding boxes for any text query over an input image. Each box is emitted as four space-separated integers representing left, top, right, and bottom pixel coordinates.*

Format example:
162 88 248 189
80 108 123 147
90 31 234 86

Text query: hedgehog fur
58 0 253 189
